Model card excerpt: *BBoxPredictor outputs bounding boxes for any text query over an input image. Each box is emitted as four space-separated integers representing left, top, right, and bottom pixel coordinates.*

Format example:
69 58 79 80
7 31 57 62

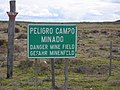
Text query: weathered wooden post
109 41 112 76
51 58 56 89
7 0 18 79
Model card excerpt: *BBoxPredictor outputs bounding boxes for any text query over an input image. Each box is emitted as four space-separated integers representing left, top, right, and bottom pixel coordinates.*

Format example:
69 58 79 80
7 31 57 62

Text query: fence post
109 41 112 76
7 0 18 79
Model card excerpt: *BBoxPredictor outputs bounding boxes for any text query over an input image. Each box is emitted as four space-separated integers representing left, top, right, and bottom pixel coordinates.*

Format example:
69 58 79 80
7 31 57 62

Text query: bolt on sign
27 24 77 58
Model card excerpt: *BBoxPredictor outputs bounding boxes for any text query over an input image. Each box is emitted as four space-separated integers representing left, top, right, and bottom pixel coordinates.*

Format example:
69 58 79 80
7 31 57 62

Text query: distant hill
0 20 120 24
115 20 120 22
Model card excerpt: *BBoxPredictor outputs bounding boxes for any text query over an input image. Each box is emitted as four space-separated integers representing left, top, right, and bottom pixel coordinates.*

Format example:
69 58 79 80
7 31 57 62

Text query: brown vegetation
0 21 120 90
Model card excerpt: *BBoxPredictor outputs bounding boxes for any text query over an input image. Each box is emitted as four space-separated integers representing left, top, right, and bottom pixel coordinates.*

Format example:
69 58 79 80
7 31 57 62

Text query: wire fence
0 24 120 90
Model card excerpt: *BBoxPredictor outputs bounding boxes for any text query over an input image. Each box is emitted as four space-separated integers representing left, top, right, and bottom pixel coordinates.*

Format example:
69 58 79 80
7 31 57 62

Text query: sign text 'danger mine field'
27 24 77 58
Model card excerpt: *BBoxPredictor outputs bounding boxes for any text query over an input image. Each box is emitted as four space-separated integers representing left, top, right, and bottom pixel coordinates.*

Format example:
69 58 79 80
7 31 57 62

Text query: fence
0 23 120 90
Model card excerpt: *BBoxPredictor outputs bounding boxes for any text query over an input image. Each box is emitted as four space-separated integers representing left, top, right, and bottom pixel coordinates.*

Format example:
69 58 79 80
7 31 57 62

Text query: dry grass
0 21 120 90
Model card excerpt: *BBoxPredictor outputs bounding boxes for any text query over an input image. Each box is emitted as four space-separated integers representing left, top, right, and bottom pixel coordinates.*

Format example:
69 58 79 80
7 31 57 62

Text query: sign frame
27 24 77 58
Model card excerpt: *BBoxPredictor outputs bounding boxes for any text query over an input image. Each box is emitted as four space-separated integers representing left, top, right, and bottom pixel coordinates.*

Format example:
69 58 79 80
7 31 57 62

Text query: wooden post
51 58 55 89
64 59 68 90
7 0 18 79
109 41 112 76
35 59 38 90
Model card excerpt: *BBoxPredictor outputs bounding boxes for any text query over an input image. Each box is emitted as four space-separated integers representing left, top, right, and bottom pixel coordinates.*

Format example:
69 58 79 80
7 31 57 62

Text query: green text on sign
27 24 77 58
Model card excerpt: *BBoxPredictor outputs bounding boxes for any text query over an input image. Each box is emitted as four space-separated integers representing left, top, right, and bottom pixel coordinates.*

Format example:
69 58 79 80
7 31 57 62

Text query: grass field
0 21 120 90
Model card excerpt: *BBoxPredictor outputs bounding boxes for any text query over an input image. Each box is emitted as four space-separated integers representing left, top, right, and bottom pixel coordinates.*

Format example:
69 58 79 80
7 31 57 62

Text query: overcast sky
0 0 120 22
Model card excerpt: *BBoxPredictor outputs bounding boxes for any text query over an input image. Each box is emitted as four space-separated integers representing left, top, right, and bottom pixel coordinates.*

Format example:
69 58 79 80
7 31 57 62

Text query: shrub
0 39 7 47
1 61 7 67
90 30 99 33
73 65 92 74
15 27 20 33
0 27 7 32
116 32 120 37
17 60 34 69
37 61 50 74
16 33 27 39
110 80 120 86
101 30 107 35
23 25 27 29
112 47 119 53
14 44 25 53
99 47 108 51
54 58 64 64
